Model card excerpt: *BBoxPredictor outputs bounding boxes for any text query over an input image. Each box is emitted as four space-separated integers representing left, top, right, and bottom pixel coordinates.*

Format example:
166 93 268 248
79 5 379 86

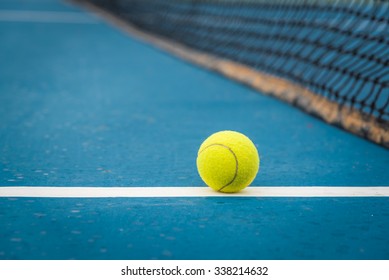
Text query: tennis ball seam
198 143 238 191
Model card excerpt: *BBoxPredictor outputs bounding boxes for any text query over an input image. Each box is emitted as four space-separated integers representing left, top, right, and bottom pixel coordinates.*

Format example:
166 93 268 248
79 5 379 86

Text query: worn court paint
0 0 388 261
1 197 388 259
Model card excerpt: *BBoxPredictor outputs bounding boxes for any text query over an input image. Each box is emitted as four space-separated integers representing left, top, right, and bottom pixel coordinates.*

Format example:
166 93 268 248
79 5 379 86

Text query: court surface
0 0 388 260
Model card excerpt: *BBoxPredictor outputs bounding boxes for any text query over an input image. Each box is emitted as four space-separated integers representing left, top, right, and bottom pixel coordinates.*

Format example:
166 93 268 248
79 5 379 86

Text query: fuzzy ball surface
196 131 260 193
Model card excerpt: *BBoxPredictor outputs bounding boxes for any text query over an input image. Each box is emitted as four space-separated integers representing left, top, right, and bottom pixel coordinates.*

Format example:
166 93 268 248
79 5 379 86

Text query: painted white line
0 187 388 198
0 10 97 23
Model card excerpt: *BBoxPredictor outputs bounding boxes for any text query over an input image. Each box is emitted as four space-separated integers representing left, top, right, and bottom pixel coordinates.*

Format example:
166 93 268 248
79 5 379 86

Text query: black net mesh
80 0 389 144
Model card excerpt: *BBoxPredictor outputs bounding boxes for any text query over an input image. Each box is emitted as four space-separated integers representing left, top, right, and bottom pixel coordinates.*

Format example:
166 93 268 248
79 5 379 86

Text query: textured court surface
1 197 389 260
0 0 388 260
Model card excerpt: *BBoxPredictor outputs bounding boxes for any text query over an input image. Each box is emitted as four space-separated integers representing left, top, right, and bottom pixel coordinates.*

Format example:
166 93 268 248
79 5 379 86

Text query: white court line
0 187 388 198
0 10 97 23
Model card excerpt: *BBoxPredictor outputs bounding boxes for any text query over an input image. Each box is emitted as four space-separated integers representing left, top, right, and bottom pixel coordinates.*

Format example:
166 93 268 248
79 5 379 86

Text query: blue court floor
0 0 388 260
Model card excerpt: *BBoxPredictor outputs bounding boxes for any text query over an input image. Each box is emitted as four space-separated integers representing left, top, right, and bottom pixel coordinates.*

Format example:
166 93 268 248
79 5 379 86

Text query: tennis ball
196 130 260 193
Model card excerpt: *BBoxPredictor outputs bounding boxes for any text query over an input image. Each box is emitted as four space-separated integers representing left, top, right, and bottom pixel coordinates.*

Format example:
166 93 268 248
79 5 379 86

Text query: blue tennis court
0 0 388 260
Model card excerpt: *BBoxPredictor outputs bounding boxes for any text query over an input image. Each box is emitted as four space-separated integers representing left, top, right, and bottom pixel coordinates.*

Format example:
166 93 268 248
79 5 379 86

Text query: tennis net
78 0 389 147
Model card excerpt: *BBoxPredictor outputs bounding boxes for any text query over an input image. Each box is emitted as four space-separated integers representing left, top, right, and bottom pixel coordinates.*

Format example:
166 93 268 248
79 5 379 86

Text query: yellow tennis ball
196 130 260 193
